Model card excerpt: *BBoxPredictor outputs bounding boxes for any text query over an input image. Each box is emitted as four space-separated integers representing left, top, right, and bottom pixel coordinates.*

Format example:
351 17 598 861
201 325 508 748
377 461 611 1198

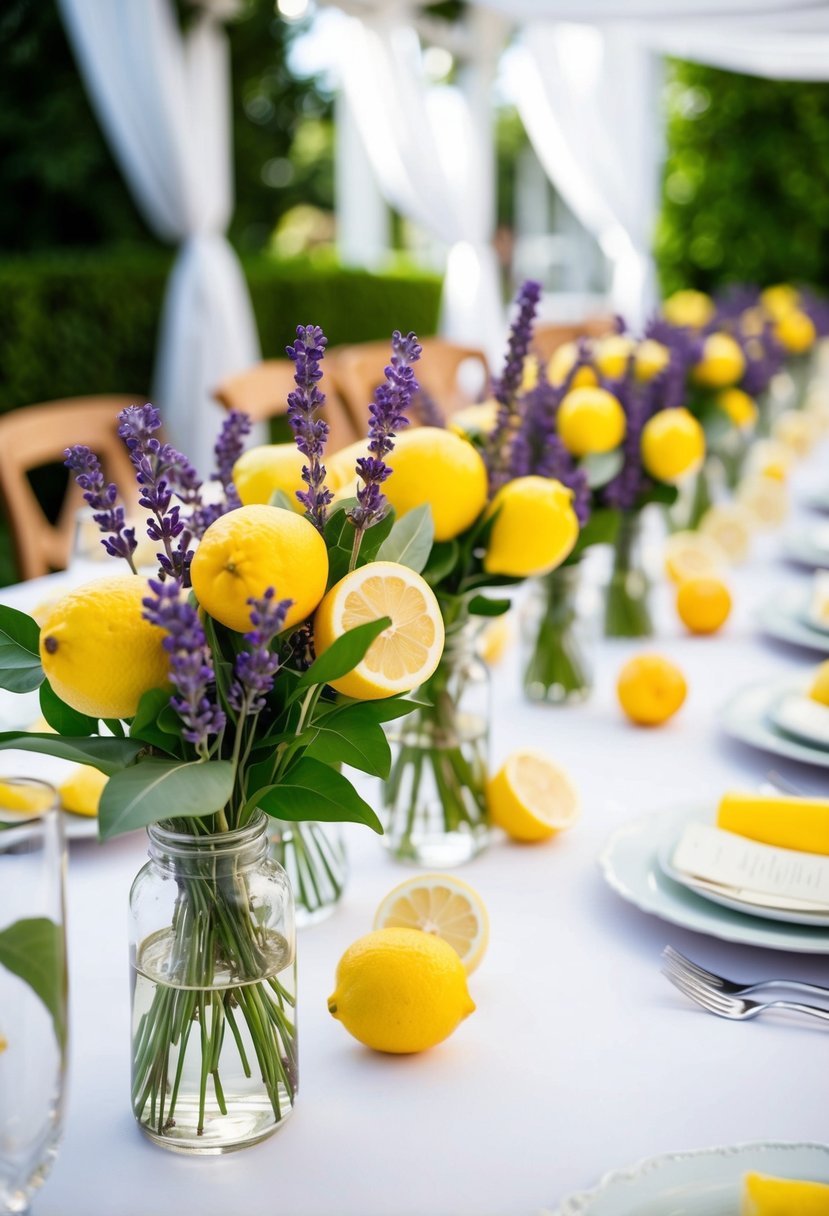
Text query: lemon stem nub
328 1001 338 1016
44 636 58 654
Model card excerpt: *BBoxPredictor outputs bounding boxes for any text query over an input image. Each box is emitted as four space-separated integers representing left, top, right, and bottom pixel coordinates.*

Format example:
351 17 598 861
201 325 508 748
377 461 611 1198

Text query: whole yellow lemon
594 335 635 380
190 504 328 633
641 408 705 482
775 309 816 355
39 576 169 719
717 388 758 431
449 399 500 441
326 439 369 491
617 654 687 726
662 289 715 330
761 283 800 320
676 577 732 635
483 477 579 577
232 444 311 509
59 765 108 817
548 342 598 389
557 386 626 456
383 427 488 541
692 333 746 388
635 339 671 382
328 927 475 1054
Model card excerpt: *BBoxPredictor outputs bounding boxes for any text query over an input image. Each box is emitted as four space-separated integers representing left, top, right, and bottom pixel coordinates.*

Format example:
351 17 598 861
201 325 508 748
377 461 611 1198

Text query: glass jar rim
148 809 268 861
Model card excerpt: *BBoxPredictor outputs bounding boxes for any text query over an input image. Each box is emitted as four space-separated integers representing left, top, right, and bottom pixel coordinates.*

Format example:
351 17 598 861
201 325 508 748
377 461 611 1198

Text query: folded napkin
717 792 829 856
742 1171 829 1215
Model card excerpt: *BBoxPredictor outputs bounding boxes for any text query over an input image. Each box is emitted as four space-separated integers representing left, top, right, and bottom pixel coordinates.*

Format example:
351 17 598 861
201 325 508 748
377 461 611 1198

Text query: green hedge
0 250 443 411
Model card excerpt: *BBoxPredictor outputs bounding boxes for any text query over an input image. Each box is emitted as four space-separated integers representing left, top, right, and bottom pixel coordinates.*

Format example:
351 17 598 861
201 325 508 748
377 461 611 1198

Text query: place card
672 822 829 911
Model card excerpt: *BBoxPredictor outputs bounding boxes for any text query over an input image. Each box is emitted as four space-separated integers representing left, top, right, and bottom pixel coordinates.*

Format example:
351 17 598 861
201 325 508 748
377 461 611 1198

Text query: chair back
213 359 359 451
533 317 616 363
331 338 490 431
0 396 140 580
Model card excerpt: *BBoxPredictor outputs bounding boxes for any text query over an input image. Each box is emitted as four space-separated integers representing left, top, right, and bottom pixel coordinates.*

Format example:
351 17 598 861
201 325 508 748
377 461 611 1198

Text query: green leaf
294 617 390 694
571 507 620 558
305 703 392 777
0 732 145 775
322 695 430 724
129 689 179 753
103 718 126 738
355 509 396 565
376 505 434 572
0 604 44 693
39 680 97 736
98 758 235 841
583 450 625 489
254 758 382 833
422 540 460 587
641 482 679 507
0 917 65 1050
467 595 512 618
268 489 297 512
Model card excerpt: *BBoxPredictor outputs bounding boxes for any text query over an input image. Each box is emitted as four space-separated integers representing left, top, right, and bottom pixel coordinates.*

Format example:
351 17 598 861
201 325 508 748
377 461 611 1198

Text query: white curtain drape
514 23 663 330
339 11 505 362
58 0 261 473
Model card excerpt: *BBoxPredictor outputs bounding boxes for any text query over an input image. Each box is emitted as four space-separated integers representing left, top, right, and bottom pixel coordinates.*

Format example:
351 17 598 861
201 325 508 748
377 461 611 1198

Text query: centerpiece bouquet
0 324 446 1153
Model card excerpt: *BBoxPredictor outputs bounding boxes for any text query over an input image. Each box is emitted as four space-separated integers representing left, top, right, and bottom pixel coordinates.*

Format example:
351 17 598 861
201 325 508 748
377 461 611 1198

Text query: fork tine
661 946 725 989
660 966 740 1017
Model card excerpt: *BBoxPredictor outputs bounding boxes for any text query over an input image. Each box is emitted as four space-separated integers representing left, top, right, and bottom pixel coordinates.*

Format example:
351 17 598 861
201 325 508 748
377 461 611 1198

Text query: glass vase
0 786 67 1215
604 511 653 638
383 626 490 867
129 810 297 1154
522 561 592 704
269 821 347 927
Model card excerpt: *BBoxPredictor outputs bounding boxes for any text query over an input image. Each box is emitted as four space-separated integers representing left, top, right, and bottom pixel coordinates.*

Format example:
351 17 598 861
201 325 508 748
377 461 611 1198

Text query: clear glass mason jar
269 821 347 927
129 810 297 1154
604 510 653 638
382 624 490 867
522 560 592 705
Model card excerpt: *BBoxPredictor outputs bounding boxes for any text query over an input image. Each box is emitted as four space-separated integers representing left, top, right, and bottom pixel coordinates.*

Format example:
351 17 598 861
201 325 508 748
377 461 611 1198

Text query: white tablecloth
2 451 829 1216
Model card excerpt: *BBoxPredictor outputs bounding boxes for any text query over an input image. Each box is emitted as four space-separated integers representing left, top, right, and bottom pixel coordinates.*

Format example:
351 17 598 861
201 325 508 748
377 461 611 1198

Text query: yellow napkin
717 792 829 856
742 1171 829 1214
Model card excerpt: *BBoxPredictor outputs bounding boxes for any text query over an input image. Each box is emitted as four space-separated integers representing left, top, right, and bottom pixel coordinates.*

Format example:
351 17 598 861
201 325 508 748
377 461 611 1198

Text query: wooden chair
213 359 359 451
330 338 490 432
533 317 616 363
0 396 140 581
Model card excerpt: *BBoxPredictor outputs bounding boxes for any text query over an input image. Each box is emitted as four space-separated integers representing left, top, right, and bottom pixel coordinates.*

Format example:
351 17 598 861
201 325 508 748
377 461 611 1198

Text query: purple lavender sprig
64 446 138 570
602 378 653 512
488 280 542 490
229 589 293 715
213 410 252 512
509 369 591 525
142 579 226 757
350 330 422 533
286 325 333 532
117 404 195 585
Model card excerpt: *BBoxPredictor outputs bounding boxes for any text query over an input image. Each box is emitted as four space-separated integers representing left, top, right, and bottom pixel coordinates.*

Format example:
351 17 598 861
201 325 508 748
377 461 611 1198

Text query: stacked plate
758 578 829 653
721 675 829 769
783 521 829 569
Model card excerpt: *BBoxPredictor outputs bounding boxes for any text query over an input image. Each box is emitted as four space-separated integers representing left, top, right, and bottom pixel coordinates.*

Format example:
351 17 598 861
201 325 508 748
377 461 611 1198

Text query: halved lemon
664 530 727 584
478 613 513 665
486 750 580 843
698 503 754 564
0 780 55 817
313 561 445 700
736 475 789 530
373 874 489 975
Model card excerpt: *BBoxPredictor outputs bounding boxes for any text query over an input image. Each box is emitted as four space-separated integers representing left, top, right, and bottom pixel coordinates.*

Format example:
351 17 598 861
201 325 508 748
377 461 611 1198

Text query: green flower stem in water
604 512 652 639
523 562 591 705
270 821 347 926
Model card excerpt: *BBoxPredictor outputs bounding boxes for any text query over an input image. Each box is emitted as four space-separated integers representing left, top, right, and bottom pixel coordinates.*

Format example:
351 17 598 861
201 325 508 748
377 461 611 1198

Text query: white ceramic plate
721 676 829 770
598 804 829 953
757 588 829 653
550 1141 829 1215
783 527 829 570
771 692 829 751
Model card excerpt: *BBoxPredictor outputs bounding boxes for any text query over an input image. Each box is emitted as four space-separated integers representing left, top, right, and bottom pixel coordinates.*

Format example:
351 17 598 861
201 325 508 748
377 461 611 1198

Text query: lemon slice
486 750 580 843
742 1171 829 1214
59 765 108 818
313 560 445 700
736 475 789 530
698 503 754 563
0 780 55 817
477 613 513 665
373 875 489 975
664 530 727 583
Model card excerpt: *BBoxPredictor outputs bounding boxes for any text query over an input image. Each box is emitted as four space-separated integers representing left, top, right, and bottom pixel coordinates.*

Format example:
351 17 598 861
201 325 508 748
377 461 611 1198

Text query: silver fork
662 964 829 1026
662 945 829 1001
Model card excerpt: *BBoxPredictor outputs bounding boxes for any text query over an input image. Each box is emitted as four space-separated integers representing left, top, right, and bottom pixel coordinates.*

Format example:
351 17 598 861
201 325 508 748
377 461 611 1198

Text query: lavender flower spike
229 588 293 715
64 445 138 570
286 325 334 532
143 579 225 756
351 330 422 531
213 410 252 511
488 280 542 489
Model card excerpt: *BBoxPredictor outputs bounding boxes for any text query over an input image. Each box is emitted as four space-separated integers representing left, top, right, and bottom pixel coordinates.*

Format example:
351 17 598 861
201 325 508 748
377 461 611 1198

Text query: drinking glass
0 784 68 1214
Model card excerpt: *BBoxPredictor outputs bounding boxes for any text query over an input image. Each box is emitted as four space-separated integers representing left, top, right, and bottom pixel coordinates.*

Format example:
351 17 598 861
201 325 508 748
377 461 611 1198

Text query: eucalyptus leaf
422 540 460 587
584 449 625 489
293 617 390 694
0 917 66 1049
0 732 145 775
0 604 44 693
39 680 97 736
467 595 512 618
98 758 235 841
130 689 179 753
305 704 392 777
355 509 396 566
268 489 297 512
254 758 382 833
376 505 434 573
